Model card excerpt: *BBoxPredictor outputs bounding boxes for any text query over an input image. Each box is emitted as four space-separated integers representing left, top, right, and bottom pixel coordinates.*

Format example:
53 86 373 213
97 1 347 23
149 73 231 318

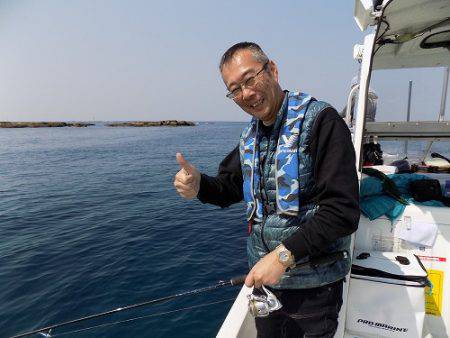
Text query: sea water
0 123 247 338
1 123 449 338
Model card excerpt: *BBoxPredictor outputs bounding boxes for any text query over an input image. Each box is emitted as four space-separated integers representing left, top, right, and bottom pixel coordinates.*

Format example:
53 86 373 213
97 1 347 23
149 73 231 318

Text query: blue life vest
240 91 312 221
239 91 351 289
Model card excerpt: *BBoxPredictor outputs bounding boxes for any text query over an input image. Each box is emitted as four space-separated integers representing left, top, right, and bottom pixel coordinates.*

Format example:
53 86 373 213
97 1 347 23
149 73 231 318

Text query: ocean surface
1 123 449 338
0 123 248 338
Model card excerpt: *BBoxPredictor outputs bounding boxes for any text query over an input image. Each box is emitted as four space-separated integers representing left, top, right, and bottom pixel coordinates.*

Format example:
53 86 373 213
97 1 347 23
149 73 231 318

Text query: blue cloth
240 91 313 221
360 173 445 220
240 95 352 289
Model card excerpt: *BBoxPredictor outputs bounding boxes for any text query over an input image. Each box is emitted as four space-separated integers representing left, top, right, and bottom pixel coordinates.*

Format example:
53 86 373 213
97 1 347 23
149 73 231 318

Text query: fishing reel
247 285 282 317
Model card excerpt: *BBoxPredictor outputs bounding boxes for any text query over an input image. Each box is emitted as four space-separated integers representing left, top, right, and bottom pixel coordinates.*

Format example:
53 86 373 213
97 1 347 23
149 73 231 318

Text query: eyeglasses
226 61 269 100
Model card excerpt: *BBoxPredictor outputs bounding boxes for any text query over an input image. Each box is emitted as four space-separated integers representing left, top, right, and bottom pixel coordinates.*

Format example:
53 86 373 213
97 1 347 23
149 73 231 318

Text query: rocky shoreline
0 120 195 128
106 120 195 127
0 122 94 128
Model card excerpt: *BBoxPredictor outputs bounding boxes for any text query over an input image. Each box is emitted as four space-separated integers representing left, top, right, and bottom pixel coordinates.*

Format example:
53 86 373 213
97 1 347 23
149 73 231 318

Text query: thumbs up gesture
174 153 201 199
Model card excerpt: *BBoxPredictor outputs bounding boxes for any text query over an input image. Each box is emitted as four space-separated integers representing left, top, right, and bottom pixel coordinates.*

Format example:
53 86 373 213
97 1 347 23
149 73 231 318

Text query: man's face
221 49 282 124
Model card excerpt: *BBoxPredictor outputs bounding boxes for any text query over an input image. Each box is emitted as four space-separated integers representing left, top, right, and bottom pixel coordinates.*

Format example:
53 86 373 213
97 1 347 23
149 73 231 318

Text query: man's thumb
176 152 193 173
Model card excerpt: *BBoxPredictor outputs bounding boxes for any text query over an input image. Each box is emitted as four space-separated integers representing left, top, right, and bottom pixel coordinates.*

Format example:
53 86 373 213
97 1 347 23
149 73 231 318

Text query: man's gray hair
219 42 269 71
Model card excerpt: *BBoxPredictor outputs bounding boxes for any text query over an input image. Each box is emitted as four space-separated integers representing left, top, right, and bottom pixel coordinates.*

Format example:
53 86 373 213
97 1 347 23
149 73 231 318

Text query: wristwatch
275 244 296 269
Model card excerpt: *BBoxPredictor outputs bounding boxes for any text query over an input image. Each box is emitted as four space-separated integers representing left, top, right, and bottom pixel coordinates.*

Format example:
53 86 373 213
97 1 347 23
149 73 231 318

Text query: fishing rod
11 275 246 338
40 298 236 337
12 251 348 337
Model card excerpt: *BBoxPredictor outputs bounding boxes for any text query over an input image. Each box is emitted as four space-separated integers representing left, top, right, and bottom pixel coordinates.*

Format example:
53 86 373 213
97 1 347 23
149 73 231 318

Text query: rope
50 298 235 337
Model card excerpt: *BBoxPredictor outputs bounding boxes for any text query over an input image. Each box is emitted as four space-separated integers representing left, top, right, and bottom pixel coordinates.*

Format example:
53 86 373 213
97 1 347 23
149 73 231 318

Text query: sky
0 0 448 122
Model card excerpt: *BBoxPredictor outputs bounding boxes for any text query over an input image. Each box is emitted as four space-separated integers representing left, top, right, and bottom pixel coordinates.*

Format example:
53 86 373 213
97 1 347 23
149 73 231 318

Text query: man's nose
241 86 256 102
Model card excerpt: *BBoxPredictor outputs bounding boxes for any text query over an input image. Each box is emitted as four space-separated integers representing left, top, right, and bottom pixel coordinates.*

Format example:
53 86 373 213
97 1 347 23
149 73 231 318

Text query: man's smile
247 98 264 111
250 98 264 109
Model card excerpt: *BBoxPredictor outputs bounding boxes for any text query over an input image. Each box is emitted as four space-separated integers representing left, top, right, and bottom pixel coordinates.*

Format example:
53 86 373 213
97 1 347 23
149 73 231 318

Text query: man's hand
174 153 201 199
245 250 287 289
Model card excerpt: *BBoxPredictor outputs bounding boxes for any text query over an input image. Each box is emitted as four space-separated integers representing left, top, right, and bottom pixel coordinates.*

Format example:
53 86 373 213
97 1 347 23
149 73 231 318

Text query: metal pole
439 67 449 122
421 67 449 163
406 80 412 121
353 32 376 171
404 80 412 155
345 85 360 127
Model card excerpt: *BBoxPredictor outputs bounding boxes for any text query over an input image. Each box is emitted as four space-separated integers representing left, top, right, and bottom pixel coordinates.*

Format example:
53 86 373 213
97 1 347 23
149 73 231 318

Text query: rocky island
0 122 94 128
106 120 195 127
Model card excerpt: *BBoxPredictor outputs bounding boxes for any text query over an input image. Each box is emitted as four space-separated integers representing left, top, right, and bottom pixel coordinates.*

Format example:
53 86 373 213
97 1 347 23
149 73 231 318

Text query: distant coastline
106 120 195 127
0 120 195 128
0 122 94 128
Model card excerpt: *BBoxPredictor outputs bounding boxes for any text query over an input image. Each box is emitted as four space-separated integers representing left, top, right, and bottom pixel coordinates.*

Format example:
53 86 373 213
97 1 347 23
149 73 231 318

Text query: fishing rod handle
230 275 246 286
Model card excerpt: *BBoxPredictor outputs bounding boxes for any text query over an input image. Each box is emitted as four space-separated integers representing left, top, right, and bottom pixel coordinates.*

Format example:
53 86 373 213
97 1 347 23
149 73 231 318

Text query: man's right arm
197 145 244 208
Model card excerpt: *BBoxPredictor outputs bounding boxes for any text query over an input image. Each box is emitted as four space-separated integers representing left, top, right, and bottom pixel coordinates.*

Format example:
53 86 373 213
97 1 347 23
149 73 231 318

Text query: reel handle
230 275 247 286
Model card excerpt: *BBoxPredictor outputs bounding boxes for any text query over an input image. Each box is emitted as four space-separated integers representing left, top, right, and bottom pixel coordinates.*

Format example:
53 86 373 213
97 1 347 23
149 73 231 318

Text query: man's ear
268 60 279 82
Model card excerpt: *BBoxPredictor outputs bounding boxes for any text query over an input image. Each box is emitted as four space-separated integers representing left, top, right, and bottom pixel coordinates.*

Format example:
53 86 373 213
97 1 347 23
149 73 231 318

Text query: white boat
217 0 450 337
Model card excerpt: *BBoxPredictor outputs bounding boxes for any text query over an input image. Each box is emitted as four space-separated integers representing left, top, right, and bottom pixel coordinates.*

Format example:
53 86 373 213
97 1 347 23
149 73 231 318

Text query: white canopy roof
355 0 450 69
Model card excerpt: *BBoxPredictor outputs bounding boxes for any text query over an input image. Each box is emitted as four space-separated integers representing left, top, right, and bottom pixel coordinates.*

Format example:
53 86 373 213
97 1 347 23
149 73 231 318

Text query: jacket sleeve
283 108 360 259
197 145 244 208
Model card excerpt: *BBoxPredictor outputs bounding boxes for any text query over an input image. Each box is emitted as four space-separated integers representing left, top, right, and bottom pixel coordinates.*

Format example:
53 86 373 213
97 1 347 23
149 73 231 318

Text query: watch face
279 251 289 262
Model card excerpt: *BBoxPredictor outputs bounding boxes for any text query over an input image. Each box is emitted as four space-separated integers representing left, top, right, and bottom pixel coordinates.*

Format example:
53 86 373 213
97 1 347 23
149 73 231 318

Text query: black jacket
197 107 360 260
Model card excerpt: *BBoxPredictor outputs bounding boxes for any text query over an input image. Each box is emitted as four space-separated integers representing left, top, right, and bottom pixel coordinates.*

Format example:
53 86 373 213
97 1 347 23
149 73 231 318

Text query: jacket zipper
260 136 272 252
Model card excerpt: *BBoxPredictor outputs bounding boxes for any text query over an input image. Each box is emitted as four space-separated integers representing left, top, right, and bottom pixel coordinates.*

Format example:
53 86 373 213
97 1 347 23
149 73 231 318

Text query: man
174 42 359 338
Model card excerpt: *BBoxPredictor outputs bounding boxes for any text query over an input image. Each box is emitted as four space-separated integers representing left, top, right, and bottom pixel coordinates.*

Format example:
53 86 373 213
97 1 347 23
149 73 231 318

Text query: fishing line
11 275 245 338
12 252 347 337
50 298 235 337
